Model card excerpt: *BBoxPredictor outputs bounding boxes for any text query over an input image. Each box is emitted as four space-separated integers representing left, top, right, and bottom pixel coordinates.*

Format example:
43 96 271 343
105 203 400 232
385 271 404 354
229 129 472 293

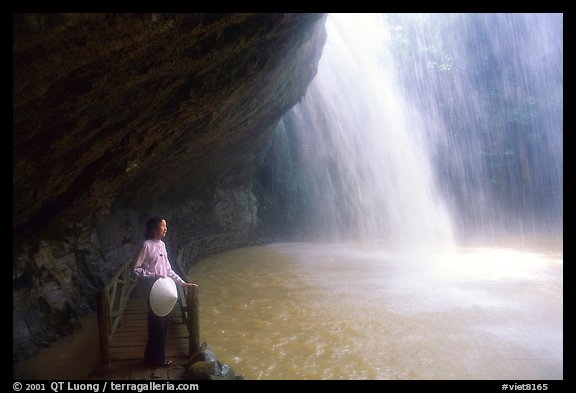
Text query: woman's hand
183 282 198 288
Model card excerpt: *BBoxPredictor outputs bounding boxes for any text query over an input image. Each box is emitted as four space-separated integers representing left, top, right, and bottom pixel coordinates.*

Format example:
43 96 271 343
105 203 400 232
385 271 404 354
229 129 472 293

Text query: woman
133 217 197 367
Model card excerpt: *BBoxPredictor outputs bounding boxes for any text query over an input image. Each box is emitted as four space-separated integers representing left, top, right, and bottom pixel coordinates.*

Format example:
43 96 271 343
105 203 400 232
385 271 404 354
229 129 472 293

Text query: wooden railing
97 260 138 367
96 259 200 368
175 231 248 273
175 280 200 355
96 231 243 368
185 286 200 356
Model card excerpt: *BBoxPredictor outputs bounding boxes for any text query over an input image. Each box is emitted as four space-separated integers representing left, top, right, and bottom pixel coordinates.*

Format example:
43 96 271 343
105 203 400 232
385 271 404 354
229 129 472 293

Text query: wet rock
185 360 237 380
185 343 239 380
189 342 218 363
213 186 258 231
13 13 327 239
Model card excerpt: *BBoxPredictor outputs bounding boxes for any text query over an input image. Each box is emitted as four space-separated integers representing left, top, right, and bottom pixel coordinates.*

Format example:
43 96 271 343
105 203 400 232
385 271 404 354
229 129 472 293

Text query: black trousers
142 278 169 366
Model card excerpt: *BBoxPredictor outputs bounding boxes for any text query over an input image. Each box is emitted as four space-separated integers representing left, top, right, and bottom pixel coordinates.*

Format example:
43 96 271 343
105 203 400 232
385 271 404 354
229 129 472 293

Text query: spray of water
274 13 562 249
384 13 563 240
282 13 455 251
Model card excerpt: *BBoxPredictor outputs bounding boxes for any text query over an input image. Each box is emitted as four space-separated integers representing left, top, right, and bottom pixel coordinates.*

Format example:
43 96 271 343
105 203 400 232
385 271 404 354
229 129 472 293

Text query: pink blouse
132 239 186 285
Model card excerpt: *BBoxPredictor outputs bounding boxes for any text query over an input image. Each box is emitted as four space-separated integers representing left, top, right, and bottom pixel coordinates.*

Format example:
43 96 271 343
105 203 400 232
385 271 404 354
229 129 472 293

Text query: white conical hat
149 277 178 317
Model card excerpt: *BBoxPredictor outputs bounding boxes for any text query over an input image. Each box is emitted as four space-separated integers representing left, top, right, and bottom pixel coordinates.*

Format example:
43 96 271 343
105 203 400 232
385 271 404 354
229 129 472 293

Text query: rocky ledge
13 13 326 363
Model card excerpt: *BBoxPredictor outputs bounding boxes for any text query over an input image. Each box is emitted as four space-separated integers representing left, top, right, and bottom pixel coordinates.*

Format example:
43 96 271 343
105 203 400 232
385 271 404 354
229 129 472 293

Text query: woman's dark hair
145 217 165 240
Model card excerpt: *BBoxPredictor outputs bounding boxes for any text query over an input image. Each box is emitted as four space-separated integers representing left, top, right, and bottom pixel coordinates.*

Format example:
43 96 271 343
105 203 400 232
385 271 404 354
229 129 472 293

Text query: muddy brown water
14 240 562 380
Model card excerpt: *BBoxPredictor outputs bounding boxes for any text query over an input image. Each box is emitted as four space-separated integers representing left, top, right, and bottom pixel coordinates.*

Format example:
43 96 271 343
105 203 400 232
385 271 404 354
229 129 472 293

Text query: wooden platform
91 297 191 380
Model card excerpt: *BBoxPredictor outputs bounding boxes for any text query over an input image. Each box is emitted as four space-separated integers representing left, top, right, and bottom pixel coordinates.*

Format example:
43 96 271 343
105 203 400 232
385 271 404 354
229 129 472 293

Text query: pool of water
190 241 563 380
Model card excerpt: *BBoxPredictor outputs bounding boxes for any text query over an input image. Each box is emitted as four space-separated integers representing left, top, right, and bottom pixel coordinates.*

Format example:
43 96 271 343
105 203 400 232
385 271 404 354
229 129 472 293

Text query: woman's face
154 220 168 239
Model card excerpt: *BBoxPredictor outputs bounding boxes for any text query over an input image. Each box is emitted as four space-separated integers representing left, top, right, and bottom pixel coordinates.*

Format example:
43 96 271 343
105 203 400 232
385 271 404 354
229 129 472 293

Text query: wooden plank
113 325 147 331
122 306 181 314
177 285 187 324
110 338 147 346
111 327 147 333
110 346 188 355
117 317 174 325
116 321 149 328
111 334 188 345
110 344 187 354
110 336 187 345
186 287 200 355
111 350 188 362
100 359 144 373
122 320 185 327
120 310 184 319
110 338 189 349
124 303 148 308
92 357 189 381
97 290 111 368
126 299 147 303
128 298 147 304
113 326 187 335
109 282 118 316
110 337 148 348
110 353 144 360
125 302 147 307
110 345 147 352
122 311 147 316
116 322 187 331
118 317 184 325
110 342 189 353
112 333 148 340
110 355 143 362
111 326 189 336
111 331 149 338
110 351 144 359
115 322 148 328
150 368 169 380
112 333 146 339
110 337 189 348
130 367 156 380
116 319 148 324
116 271 130 324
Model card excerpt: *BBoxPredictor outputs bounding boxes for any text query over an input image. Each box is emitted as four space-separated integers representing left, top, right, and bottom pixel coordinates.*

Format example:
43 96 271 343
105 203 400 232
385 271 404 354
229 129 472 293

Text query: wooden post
177 285 188 324
97 290 111 368
186 286 200 355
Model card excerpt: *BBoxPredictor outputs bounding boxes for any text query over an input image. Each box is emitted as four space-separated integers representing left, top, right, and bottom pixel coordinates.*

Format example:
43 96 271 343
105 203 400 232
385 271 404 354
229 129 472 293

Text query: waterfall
278 13 455 251
271 13 562 247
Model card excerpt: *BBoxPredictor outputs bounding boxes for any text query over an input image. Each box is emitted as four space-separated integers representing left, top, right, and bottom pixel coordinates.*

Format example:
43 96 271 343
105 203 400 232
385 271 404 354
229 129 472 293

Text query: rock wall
13 13 326 363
